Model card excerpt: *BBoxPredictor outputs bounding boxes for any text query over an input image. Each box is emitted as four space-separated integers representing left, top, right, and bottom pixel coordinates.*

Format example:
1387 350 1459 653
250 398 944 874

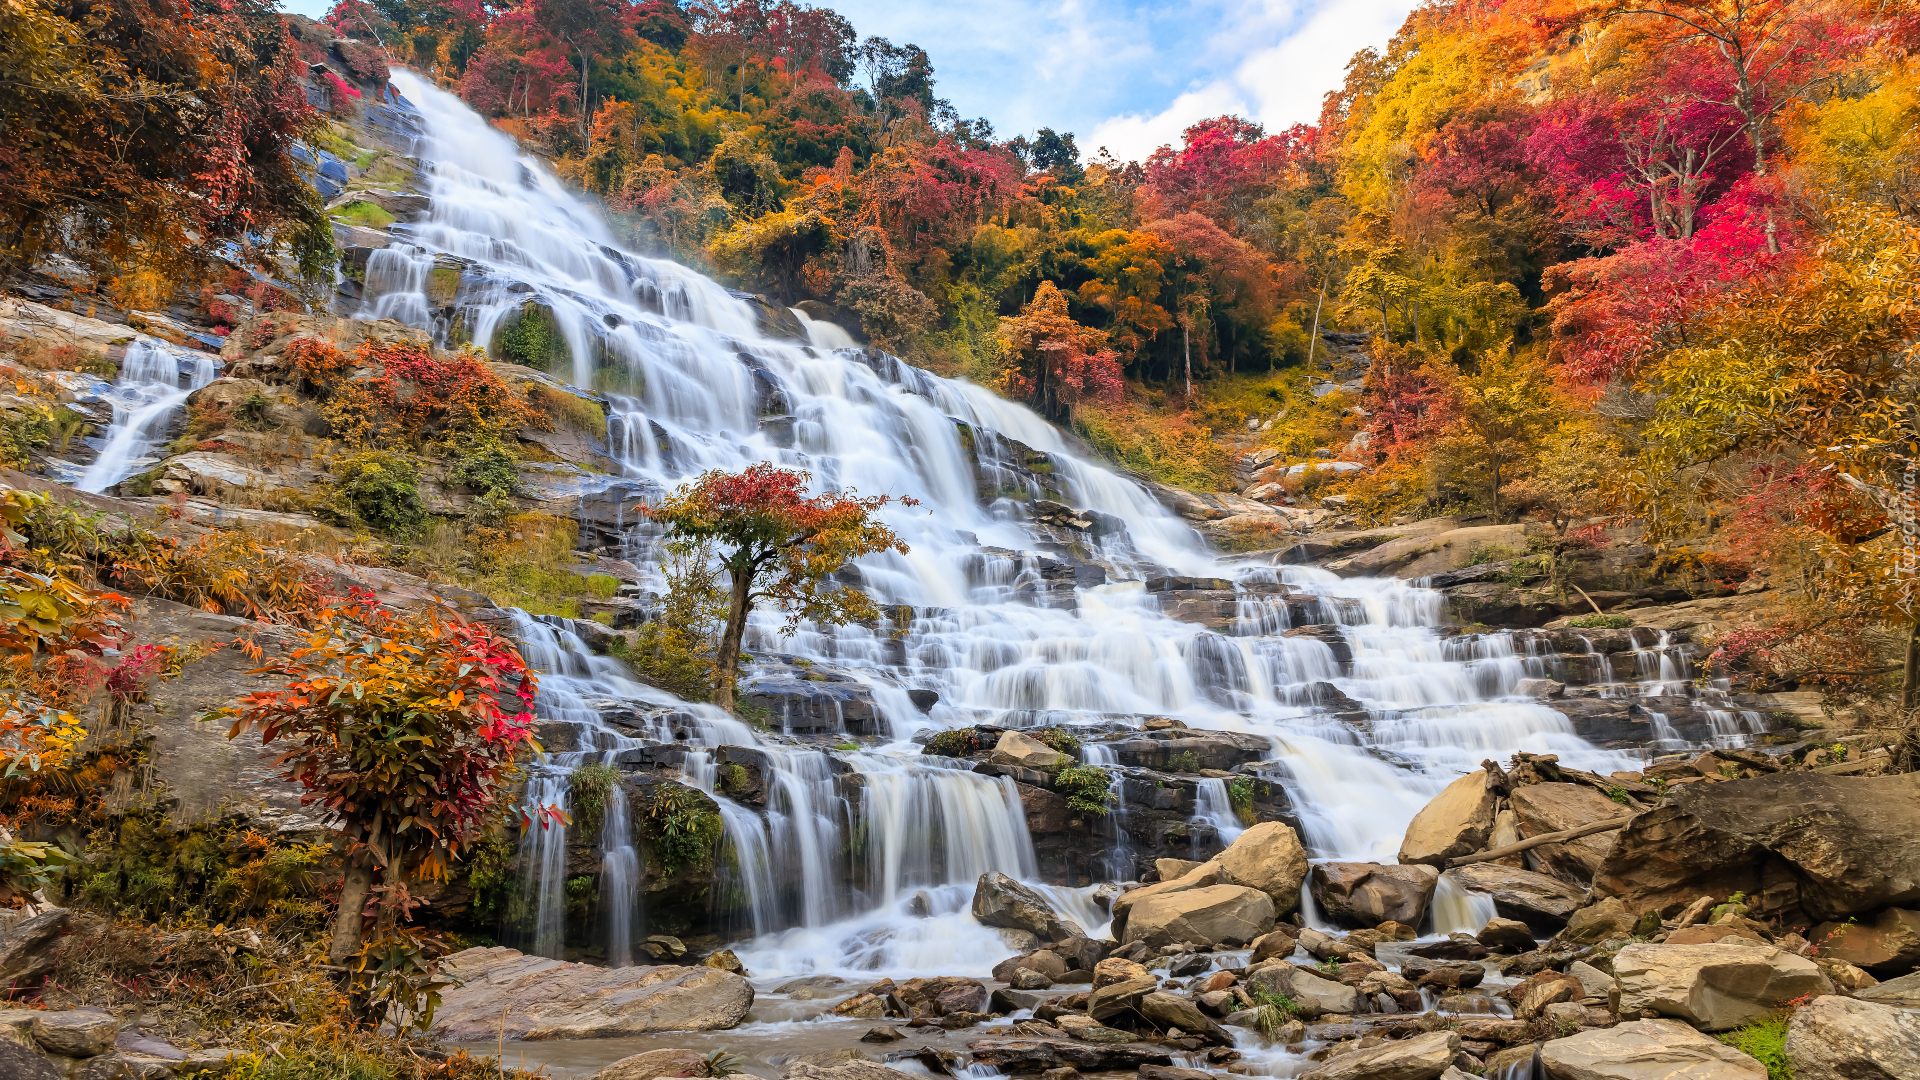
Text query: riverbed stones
1445 863 1585 932
1213 821 1311 914
1119 884 1275 948
1297 1030 1460 1080
1138 992 1232 1045
974 872 1086 944
1092 957 1151 987
1248 929 1296 963
831 993 887 1018
1398 771 1497 866
995 950 1071 983
1591 772 1920 923
431 948 753 1039
1539 1019 1766 1080
1477 917 1535 953
1784 995 1920 1080
896 976 989 1018
966 1035 1173 1073
1088 976 1160 1022
1308 862 1440 928
1611 942 1831 1031
1809 907 1920 976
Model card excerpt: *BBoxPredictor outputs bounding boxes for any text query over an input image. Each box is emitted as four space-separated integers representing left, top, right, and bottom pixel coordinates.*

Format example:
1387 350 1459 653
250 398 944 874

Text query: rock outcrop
973 872 1087 944
1592 772 1920 923
431 947 753 1040
1120 884 1275 948
1785 995 1920 1080
1507 782 1627 884
1296 1030 1460 1080
1212 820 1311 914
1444 863 1587 932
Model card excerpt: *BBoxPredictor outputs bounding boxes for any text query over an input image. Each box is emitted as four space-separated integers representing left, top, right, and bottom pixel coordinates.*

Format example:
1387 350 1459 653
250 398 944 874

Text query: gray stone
1784 995 1920 1080
1297 1030 1460 1080
1309 862 1440 928
974 872 1087 943
32 1010 120 1057
1612 942 1831 1032
0 1037 61 1080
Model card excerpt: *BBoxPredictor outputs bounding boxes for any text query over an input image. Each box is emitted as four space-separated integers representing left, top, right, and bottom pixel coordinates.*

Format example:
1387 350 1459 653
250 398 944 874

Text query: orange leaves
998 281 1122 413
321 341 550 450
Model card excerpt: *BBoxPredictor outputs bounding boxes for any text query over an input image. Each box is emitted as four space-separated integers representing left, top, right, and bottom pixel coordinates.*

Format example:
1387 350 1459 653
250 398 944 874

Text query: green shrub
1053 764 1116 818
569 763 621 835
643 784 722 875
1228 776 1255 822
628 621 713 702
1566 613 1634 629
331 199 396 229
493 303 569 371
448 436 521 498
718 762 752 797
585 573 620 599
332 451 427 535
1031 726 1081 754
1718 1014 1791 1080
1167 750 1201 773
923 728 989 757
0 405 56 467
1245 989 1300 1039
234 391 276 430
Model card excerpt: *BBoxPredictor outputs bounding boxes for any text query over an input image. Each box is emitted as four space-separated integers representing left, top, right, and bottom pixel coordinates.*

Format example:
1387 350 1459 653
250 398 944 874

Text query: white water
378 71 1739 975
77 340 217 493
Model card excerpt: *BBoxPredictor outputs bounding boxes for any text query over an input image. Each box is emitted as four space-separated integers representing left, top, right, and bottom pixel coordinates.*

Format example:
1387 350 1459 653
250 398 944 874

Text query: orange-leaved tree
999 280 1123 420
644 463 912 712
227 589 538 1026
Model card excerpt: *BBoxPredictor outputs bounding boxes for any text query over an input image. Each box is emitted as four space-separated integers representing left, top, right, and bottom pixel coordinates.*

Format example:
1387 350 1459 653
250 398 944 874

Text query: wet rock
1540 1019 1766 1080
1052 937 1109 971
833 994 887 1018
1215 821 1311 916
1785 995 1920 1080
738 670 879 734
1445 864 1586 933
31 1010 119 1057
593 1048 708 1080
1120 884 1275 949
430 947 753 1039
995 950 1070 983
992 988 1043 1014
1507 970 1585 1018
1249 929 1297 963
1309 863 1440 928
1107 732 1270 772
1296 1029 1460 1080
784 1062 917 1080
861 1027 906 1043
1166 953 1211 978
1453 1018 1535 1045
1138 1067 1211 1080
1406 934 1489 961
1477 918 1536 953
896 977 989 1018
1040 1069 1080 1080
1009 968 1055 990
1508 783 1629 885
1087 976 1160 1022
974 872 1087 944
1612 942 1831 1031
1398 770 1496 866
1093 957 1151 988
1809 907 1920 976
1592 772 1920 924
774 976 853 1000
1401 958 1484 991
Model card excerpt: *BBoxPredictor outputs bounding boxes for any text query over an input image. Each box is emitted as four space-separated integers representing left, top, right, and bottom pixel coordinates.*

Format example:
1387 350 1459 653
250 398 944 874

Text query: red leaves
1142 116 1308 232
998 281 1123 412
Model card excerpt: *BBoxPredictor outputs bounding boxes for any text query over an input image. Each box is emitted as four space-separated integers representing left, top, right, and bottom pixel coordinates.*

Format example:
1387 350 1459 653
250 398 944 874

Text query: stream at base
363 70 1764 1072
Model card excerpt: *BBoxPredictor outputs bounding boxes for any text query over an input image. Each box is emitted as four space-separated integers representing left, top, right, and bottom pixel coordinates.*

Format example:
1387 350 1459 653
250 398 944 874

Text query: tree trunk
1306 275 1327 370
711 558 756 713
329 850 376 967
1183 324 1192 399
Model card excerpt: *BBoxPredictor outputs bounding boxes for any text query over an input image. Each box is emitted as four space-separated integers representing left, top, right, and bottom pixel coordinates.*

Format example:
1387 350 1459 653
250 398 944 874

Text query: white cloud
1085 83 1250 163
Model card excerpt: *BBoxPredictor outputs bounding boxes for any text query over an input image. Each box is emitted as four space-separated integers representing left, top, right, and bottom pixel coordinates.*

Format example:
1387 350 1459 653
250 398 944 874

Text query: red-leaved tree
644 464 911 712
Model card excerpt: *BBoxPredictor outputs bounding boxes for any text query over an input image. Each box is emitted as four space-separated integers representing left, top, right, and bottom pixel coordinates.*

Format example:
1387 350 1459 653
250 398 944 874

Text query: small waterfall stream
366 72 1771 978
77 340 217 493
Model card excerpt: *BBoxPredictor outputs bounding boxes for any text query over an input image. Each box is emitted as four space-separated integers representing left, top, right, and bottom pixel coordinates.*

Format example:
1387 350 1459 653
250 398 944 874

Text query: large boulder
1785 995 1920 1080
1110 863 1223 938
1399 771 1497 866
1137 992 1231 1045
973 872 1086 943
1539 1019 1767 1080
1244 962 1362 1019
1121 884 1274 949
431 948 753 1040
1611 943 1832 1032
1309 862 1440 929
965 1036 1172 1073
1808 908 1920 976
1508 783 1628 884
1214 821 1311 915
1592 772 1920 924
1087 977 1161 1023
991 731 1066 769
1858 971 1920 1007
1559 897 1639 945
1297 1030 1460 1080
1445 863 1586 932
593 1048 708 1080
895 977 988 1018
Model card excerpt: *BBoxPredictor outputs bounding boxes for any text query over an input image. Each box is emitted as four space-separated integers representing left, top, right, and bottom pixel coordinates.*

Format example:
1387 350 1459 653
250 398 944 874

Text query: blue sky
278 0 1416 162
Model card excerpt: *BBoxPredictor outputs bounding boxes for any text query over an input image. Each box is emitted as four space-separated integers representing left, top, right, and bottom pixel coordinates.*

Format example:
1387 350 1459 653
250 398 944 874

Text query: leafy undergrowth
1718 1015 1792 1080
1072 395 1234 491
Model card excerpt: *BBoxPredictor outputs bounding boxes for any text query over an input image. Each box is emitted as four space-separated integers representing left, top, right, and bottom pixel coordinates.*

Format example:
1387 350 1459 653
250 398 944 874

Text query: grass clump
332 200 396 229
568 763 621 835
923 728 990 758
1031 726 1081 754
1052 764 1116 819
1717 1014 1791 1080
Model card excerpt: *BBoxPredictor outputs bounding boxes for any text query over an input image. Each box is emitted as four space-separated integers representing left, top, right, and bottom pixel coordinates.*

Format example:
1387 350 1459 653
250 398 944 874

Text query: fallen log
1445 816 1634 868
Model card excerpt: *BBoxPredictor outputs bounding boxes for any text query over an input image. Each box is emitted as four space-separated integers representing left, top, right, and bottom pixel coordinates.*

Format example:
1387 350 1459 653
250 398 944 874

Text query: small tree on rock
227 589 537 1026
644 463 912 712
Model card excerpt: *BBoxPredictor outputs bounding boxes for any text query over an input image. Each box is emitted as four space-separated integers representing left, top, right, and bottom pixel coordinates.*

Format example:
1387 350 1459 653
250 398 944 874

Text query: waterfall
1192 778 1246 851
77 340 218 493
361 72 1764 974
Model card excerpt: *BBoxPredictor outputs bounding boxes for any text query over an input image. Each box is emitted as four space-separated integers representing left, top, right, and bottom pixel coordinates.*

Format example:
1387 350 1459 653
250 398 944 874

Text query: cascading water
376 71 1758 974
77 340 218 493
